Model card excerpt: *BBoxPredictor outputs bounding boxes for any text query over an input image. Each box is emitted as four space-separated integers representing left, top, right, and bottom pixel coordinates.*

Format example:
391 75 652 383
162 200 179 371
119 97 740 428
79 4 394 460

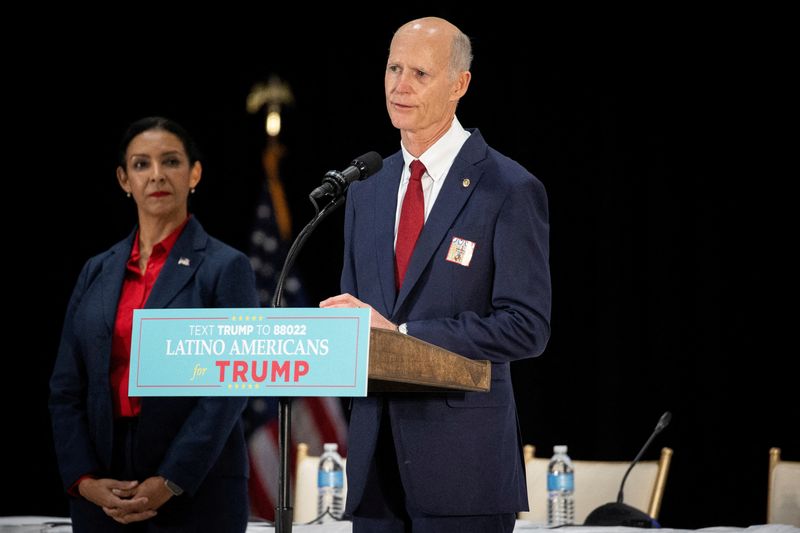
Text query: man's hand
320 293 397 330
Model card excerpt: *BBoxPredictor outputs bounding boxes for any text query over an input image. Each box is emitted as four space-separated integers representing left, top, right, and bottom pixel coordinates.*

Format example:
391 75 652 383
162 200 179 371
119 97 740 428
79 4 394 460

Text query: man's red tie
395 159 426 290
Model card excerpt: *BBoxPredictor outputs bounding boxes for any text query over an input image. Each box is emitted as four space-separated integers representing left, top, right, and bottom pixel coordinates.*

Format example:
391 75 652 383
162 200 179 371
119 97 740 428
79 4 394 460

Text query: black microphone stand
584 411 671 527
616 414 667 505
271 193 346 533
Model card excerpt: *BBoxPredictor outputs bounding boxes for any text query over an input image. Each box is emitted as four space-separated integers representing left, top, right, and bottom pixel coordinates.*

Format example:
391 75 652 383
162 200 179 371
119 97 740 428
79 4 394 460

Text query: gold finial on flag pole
247 76 295 241
247 75 295 138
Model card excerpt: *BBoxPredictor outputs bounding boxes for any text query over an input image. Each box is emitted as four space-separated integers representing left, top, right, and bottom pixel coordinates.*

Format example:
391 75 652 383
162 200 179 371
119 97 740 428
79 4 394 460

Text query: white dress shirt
394 116 471 247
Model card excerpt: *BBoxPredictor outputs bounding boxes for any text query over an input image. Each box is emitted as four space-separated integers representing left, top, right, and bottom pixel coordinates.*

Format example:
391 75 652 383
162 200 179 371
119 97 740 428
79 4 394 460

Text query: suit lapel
374 156 403 315
101 234 135 332
394 132 488 314
145 218 206 310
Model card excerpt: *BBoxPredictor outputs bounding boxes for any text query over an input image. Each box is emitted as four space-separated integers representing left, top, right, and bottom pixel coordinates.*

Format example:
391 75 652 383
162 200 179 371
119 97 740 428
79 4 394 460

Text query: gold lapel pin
462 178 471 188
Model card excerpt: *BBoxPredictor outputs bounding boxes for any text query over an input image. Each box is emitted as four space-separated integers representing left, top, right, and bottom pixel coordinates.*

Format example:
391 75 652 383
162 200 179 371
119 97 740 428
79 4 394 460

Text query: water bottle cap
554 445 568 454
323 443 338 452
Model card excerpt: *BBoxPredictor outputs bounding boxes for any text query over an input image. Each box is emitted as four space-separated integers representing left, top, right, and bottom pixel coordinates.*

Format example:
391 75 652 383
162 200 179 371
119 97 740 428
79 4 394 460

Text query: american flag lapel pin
178 257 191 267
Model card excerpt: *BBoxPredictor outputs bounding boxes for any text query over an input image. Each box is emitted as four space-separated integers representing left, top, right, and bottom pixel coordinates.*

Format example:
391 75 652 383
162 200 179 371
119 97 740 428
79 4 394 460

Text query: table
1 517 798 532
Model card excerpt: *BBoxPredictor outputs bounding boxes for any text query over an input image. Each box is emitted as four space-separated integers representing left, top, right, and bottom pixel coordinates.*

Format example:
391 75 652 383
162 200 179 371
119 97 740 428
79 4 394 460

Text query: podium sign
129 307 370 397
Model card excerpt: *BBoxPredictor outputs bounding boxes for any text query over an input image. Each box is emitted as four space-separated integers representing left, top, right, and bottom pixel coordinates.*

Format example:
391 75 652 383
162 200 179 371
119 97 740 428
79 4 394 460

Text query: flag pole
248 77 296 533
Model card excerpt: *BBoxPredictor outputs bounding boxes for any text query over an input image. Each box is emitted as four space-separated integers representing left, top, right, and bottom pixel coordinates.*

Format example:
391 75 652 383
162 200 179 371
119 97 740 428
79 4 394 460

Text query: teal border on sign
129 308 370 397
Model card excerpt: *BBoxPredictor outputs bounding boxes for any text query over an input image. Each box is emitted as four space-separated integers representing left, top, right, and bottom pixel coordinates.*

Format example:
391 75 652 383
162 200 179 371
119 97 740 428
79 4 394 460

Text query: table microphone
584 411 672 527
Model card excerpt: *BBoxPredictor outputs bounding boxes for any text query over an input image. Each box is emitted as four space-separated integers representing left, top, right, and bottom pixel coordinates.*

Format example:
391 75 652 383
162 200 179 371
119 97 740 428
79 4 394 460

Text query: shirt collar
128 215 191 267
400 116 470 183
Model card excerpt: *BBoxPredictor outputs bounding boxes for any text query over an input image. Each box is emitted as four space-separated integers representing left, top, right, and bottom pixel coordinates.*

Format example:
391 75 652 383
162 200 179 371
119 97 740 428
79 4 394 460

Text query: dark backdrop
4 8 792 528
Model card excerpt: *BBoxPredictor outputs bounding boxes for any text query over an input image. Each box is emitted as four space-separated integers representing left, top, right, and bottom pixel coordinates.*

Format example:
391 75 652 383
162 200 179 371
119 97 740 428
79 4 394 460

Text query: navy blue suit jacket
341 130 551 516
50 217 258 499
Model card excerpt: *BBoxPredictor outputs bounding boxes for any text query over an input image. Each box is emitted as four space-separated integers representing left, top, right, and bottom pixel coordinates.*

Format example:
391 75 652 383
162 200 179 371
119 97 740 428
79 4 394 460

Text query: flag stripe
248 421 280 519
306 397 348 455
245 160 349 522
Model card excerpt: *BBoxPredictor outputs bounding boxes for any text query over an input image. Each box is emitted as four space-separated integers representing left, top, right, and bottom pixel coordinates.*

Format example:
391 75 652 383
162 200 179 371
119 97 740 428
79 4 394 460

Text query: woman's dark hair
118 116 202 168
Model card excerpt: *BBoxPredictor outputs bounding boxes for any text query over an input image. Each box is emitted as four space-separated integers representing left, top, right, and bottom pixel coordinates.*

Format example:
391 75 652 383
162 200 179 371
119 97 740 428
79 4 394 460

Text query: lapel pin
462 178 471 188
178 257 191 267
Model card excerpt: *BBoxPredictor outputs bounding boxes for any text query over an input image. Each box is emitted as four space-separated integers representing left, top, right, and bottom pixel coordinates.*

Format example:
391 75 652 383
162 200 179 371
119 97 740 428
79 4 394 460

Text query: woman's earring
191 188 196 194
126 192 131 198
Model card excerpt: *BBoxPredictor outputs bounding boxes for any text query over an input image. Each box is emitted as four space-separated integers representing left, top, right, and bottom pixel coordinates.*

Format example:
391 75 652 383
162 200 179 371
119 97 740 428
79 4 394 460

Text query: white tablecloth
1 517 798 533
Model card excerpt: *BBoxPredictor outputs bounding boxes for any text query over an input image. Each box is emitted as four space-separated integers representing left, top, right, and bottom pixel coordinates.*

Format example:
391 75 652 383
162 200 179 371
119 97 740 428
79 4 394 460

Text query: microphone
584 411 672 527
310 151 383 201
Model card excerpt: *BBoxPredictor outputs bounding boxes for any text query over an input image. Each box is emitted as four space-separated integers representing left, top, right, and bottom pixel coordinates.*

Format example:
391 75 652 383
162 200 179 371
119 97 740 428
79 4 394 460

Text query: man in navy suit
320 17 551 532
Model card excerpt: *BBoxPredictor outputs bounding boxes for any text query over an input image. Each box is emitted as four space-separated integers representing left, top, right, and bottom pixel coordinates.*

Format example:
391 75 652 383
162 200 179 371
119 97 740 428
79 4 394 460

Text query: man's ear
450 70 472 102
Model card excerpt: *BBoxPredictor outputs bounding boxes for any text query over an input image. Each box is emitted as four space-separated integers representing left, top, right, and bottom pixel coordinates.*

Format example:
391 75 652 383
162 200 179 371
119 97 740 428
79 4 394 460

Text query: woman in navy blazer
49 117 258 532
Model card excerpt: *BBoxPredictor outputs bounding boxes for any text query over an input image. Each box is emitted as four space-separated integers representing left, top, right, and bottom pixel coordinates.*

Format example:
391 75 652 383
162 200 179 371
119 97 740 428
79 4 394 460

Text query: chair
518 445 672 525
294 442 348 523
768 447 800 526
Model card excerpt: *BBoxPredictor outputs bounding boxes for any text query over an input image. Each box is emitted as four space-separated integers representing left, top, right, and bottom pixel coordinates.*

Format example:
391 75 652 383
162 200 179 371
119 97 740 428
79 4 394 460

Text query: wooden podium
368 328 491 392
277 328 490 532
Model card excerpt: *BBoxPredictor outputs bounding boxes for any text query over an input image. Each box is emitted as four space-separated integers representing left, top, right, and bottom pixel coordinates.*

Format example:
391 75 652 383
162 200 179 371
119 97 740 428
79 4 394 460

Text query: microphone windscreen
655 411 672 433
352 151 383 178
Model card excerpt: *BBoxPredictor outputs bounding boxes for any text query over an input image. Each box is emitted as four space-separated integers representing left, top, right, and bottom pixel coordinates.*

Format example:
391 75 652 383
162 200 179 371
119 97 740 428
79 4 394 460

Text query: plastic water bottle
317 443 345 521
547 444 575 525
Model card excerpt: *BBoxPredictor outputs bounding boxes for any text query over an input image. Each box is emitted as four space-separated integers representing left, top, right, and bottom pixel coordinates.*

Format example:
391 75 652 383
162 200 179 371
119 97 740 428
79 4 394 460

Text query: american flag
244 156 348 522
